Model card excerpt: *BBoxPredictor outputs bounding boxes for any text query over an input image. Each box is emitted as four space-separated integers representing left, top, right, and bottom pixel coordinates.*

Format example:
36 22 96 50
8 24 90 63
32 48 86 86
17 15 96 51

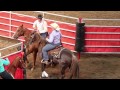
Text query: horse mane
33 32 47 46
27 32 48 54
24 28 33 35
22 27 33 45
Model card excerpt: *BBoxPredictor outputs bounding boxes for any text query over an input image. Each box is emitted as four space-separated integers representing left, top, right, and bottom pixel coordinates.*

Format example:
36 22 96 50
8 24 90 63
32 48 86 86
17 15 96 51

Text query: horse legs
22 47 29 68
23 52 29 67
60 64 68 79
68 61 80 79
41 63 46 72
31 51 37 71
40 63 48 78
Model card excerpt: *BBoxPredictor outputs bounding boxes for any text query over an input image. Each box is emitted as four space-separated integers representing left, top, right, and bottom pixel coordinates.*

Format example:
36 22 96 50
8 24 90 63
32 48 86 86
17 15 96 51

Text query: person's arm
33 20 37 30
46 31 54 43
2 58 10 65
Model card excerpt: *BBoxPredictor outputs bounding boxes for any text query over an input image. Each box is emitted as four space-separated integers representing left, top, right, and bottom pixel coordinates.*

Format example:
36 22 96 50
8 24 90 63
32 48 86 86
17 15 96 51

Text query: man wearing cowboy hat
33 14 48 38
0 52 13 79
41 23 62 65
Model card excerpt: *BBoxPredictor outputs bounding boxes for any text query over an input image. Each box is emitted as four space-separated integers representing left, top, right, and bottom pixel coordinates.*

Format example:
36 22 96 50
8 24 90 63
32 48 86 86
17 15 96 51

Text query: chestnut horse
26 32 80 79
2 56 25 79
12 24 38 71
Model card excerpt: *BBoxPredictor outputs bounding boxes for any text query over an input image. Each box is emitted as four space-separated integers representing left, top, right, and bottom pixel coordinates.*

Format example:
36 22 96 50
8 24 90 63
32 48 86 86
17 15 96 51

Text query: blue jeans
42 43 61 61
40 32 48 39
0 70 13 79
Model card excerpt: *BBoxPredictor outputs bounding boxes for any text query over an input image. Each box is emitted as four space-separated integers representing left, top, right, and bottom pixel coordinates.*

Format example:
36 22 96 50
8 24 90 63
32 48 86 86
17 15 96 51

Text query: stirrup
44 61 49 65
41 60 49 65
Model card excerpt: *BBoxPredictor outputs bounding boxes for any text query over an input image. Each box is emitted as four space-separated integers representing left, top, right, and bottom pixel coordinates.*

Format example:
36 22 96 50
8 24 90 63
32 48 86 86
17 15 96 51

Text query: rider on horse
41 23 62 65
33 14 48 39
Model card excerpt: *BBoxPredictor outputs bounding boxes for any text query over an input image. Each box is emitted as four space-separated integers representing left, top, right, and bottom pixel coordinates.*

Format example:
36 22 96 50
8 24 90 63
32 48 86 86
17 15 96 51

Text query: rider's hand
46 38 49 41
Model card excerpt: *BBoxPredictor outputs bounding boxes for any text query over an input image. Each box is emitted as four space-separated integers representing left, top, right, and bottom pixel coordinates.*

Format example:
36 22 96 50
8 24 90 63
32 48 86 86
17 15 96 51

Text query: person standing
0 53 13 79
33 14 48 38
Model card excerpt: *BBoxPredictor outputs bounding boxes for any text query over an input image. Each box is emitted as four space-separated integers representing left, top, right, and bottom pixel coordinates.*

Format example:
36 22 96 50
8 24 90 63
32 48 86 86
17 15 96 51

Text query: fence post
9 11 12 37
77 18 83 60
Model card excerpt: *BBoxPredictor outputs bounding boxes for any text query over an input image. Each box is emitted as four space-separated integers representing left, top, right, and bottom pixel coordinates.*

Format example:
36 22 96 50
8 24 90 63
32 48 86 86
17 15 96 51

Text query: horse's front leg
23 50 29 67
31 51 37 71
24 50 29 63
40 63 46 78
24 57 29 68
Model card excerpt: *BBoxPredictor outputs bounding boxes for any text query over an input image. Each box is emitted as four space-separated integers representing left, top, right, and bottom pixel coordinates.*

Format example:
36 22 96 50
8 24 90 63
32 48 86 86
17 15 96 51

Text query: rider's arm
33 20 37 30
46 31 55 43
2 58 10 65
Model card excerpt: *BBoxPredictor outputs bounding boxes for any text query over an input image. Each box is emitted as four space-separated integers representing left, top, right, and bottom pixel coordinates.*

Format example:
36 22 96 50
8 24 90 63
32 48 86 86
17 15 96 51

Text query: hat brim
50 23 60 31
50 26 60 31
56 28 60 31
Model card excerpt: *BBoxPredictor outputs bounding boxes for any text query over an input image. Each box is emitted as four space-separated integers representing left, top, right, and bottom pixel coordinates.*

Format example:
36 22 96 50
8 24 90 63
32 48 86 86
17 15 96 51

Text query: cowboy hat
50 23 60 31
37 14 43 19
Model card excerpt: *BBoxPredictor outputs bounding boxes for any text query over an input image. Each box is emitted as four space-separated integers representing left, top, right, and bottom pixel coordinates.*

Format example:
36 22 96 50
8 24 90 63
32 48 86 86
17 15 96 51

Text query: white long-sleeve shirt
33 18 48 33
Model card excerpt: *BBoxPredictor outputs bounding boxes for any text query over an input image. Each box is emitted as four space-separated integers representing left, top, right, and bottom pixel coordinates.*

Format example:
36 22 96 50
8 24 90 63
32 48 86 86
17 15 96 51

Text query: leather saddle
48 45 63 58
47 45 65 66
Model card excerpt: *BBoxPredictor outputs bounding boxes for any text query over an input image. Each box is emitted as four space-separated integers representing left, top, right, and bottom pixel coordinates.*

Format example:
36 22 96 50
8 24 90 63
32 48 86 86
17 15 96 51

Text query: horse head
13 24 25 39
7 56 26 78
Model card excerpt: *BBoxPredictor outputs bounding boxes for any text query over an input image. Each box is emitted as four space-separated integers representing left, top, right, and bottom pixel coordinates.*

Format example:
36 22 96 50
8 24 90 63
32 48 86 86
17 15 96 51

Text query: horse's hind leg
60 64 68 79
40 63 47 78
41 63 46 72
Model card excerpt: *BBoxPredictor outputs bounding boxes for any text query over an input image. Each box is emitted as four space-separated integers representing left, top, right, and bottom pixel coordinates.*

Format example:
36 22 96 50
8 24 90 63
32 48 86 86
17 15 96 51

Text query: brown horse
26 32 80 79
13 24 33 45
12 24 38 71
4 56 25 79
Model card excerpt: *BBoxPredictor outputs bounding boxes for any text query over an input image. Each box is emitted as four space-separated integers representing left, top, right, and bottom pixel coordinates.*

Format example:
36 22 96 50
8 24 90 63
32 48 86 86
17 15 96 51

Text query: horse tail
69 53 80 79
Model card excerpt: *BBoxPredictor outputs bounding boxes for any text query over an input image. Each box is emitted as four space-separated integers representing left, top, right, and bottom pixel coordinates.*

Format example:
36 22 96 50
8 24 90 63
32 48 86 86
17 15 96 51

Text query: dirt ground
6 11 120 79
0 36 20 57
26 54 120 79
